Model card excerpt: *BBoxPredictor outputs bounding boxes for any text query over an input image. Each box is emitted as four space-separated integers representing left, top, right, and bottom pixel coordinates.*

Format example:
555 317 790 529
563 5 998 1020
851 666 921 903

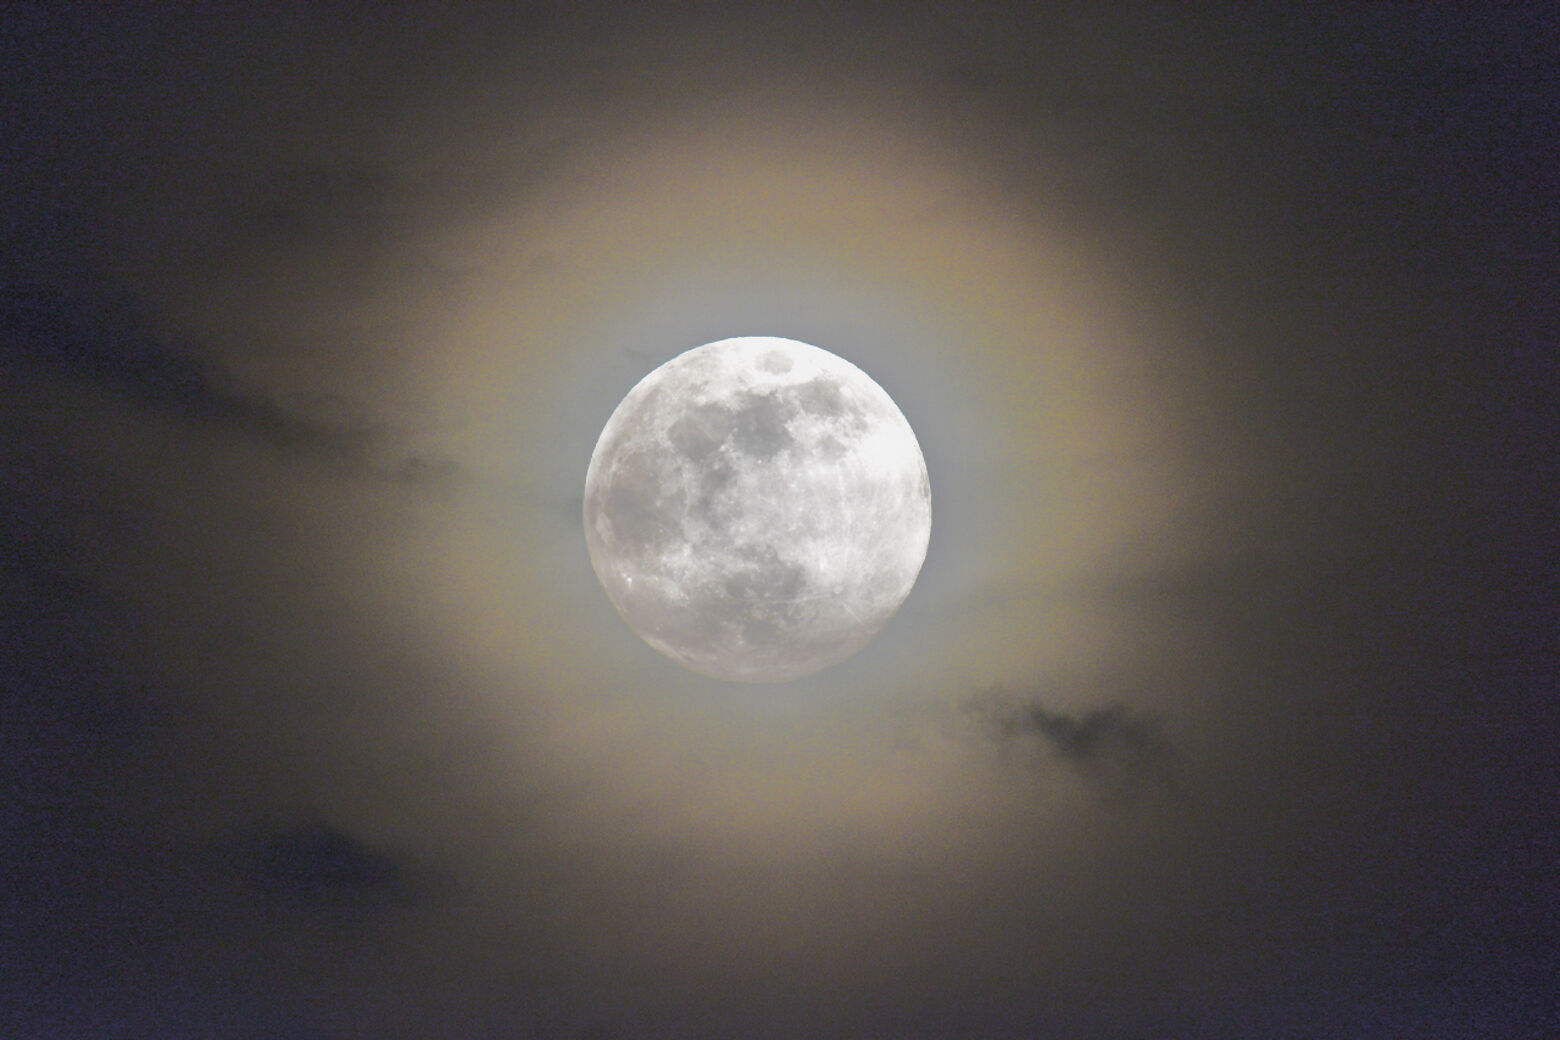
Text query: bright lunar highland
584 336 931 682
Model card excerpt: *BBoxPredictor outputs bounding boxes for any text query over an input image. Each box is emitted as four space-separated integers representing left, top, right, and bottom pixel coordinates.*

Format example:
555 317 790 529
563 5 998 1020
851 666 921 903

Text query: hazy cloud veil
1 5 1555 1038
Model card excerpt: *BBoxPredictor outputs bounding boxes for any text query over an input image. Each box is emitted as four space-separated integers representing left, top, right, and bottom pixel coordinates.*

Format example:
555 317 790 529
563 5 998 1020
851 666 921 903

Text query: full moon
584 336 931 682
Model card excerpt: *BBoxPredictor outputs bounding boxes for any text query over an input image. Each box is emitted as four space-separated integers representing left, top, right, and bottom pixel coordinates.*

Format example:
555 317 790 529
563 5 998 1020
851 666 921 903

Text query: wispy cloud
972 689 1181 803
250 823 424 911
0 279 453 488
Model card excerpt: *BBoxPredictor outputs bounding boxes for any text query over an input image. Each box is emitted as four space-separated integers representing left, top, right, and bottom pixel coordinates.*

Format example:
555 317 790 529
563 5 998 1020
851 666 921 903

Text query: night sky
3 5 1557 1038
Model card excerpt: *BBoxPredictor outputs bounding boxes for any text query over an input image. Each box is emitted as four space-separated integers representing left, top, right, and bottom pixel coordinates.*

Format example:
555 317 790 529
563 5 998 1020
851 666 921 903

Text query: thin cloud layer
1 5 1554 1038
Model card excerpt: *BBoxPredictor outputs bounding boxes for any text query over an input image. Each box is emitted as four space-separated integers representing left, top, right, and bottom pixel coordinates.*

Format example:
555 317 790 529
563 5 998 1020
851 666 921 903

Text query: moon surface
584 336 931 682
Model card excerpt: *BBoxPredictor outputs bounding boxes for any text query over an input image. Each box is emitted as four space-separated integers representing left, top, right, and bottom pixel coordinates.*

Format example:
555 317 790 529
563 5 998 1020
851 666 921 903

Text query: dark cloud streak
1 279 455 490
251 824 415 911
976 689 1180 802
1 280 372 461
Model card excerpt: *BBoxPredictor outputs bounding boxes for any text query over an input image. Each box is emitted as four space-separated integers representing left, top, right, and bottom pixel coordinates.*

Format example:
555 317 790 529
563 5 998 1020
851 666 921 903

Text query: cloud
0 279 452 486
1 280 365 452
973 689 1181 803
251 824 412 910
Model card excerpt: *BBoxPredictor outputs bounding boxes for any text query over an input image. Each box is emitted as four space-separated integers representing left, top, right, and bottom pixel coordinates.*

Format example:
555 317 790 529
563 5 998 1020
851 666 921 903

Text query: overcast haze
3 4 1557 1038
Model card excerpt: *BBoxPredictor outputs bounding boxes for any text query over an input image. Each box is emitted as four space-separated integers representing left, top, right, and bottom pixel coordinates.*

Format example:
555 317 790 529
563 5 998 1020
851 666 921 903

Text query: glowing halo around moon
584 336 931 683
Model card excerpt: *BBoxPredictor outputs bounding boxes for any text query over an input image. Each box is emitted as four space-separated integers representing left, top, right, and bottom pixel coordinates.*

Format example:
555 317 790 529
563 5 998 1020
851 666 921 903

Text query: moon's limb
584 336 930 683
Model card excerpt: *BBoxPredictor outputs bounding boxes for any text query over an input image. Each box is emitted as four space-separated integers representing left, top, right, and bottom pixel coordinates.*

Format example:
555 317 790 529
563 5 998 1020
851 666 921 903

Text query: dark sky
3 4 1557 1038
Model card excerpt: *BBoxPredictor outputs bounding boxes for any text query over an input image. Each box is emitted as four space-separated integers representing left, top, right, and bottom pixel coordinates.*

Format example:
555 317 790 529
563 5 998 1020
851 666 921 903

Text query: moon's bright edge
584 337 931 683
